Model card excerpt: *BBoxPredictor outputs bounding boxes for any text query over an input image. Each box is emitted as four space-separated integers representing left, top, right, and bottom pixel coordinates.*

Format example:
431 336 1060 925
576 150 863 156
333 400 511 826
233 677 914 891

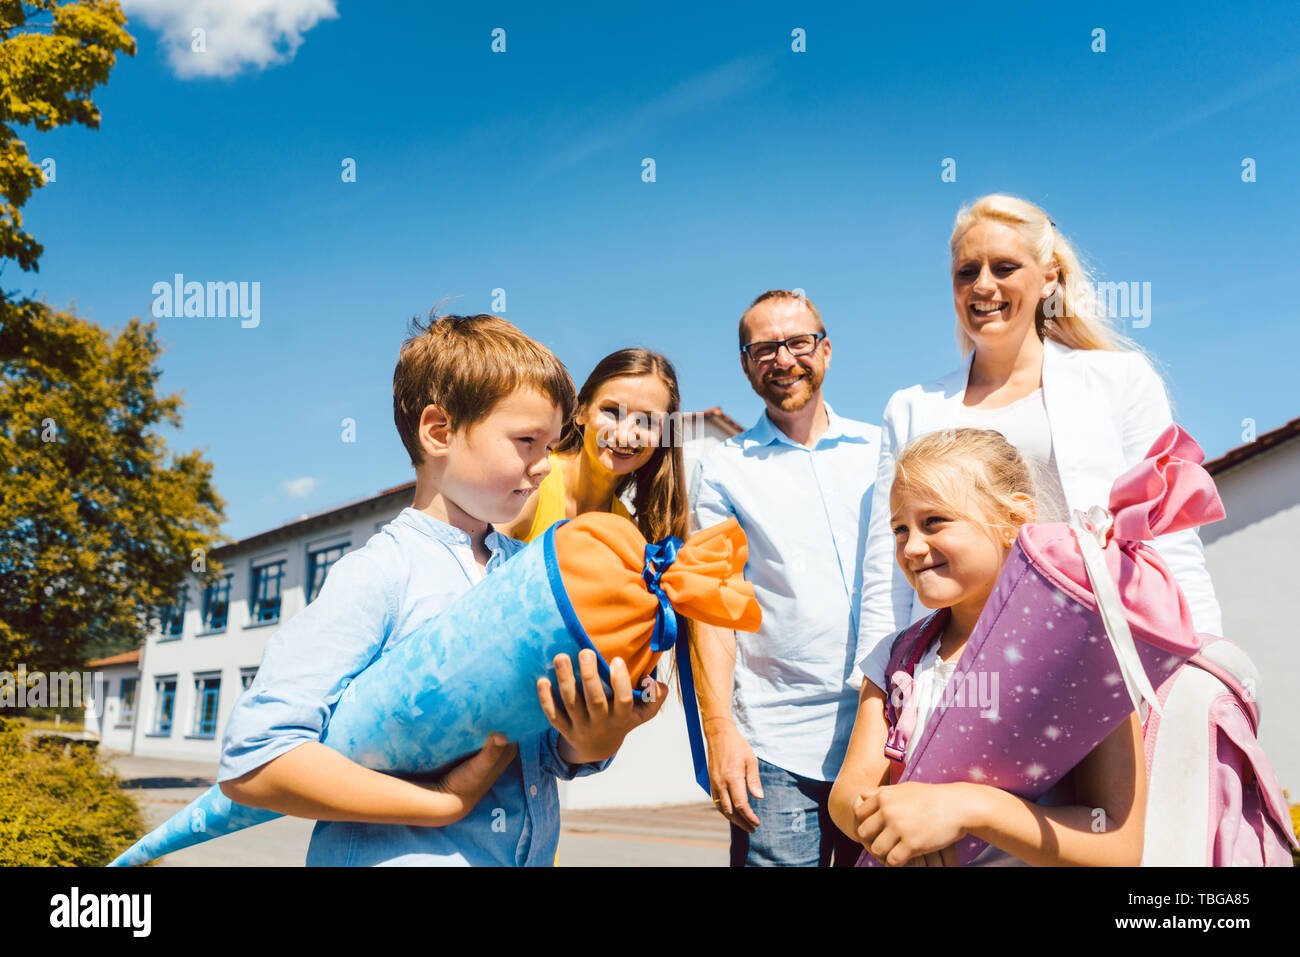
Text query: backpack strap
882 610 949 769
1181 636 1261 733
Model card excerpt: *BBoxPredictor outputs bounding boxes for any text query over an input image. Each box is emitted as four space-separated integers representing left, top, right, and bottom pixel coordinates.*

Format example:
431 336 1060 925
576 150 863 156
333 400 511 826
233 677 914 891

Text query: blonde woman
855 194 1222 693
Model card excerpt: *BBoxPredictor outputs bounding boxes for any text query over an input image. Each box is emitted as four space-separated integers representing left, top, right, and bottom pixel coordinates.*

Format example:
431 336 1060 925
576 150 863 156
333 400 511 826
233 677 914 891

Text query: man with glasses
690 289 881 866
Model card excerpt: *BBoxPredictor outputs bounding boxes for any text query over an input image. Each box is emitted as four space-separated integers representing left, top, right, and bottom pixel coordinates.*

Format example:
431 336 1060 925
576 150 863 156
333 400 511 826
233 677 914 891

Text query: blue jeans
729 757 861 867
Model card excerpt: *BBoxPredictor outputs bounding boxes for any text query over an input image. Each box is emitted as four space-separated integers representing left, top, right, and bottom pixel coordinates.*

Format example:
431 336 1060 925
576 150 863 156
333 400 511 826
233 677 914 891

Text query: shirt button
529 784 538 797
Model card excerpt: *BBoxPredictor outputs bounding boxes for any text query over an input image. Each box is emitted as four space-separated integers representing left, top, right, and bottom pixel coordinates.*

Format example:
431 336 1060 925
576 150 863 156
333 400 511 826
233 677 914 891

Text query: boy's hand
537 650 668 765
423 733 518 824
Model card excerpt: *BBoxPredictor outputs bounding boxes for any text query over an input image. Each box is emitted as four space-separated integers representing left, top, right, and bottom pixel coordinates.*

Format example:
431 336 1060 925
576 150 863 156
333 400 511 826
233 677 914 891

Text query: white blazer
855 336 1224 690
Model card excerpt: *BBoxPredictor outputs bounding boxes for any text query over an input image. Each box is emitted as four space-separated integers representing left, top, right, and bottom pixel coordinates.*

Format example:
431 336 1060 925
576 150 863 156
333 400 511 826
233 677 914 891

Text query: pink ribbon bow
1106 424 1226 542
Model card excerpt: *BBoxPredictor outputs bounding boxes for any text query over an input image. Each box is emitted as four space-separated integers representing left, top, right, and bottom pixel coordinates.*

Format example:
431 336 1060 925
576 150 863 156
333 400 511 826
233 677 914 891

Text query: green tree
1 0 135 272
1 300 227 673
0 2 227 675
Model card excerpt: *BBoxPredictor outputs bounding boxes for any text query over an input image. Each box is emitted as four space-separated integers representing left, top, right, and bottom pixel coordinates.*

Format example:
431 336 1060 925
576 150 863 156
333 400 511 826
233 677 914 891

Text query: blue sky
15 1 1300 541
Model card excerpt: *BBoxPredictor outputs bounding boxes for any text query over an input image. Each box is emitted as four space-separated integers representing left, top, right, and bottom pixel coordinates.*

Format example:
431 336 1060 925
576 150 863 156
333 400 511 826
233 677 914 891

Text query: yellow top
521 452 634 543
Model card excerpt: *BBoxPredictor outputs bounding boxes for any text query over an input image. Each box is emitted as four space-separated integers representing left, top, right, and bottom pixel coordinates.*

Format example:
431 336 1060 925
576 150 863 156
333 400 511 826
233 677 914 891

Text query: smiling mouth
969 301 1010 317
913 562 949 574
767 373 805 389
605 445 642 459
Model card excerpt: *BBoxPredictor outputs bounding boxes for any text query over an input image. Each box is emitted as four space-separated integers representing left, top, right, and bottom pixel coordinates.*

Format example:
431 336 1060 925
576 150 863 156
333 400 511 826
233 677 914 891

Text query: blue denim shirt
690 402 881 781
218 507 609 866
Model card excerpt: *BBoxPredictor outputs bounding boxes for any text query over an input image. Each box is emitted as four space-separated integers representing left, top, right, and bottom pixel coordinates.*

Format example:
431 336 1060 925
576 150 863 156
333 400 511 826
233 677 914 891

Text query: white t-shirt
954 388 1069 525
904 642 959 764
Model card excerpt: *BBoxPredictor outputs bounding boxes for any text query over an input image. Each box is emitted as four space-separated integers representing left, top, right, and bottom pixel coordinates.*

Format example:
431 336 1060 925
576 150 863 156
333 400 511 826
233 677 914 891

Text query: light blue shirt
218 507 608 866
690 402 881 781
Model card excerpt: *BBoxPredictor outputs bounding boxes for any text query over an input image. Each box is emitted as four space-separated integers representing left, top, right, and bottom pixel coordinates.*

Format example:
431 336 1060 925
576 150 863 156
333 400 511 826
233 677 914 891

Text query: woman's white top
856 337 1223 692
954 387 1070 524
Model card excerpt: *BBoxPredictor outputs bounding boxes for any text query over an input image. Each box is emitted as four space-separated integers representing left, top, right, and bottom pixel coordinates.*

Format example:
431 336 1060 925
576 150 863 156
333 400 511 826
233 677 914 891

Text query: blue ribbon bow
642 536 711 795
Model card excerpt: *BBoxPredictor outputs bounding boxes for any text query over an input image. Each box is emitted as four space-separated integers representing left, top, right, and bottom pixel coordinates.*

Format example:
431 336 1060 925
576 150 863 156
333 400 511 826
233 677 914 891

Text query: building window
153 676 177 734
119 677 138 725
250 561 285 623
192 674 221 737
305 543 348 603
239 667 258 691
159 585 187 639
201 575 232 632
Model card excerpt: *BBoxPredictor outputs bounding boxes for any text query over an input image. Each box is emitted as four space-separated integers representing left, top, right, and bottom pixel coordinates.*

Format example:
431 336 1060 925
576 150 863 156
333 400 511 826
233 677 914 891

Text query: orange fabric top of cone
553 512 761 683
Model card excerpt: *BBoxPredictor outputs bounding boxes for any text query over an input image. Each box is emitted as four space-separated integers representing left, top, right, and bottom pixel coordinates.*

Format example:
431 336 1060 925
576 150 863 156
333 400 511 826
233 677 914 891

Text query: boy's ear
418 404 454 457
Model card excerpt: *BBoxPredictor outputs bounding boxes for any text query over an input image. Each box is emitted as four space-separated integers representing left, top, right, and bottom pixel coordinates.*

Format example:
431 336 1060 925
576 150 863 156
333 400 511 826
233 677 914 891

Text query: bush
1290 800 1299 868
0 716 145 865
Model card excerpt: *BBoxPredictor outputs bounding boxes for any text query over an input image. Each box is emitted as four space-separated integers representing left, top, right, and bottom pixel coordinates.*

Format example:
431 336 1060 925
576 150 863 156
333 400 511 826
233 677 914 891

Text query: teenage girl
501 347 690 547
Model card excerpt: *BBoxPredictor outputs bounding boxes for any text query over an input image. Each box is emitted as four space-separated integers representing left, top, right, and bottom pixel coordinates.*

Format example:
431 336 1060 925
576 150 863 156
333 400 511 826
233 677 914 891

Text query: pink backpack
880 622 1297 866
1141 635 1297 866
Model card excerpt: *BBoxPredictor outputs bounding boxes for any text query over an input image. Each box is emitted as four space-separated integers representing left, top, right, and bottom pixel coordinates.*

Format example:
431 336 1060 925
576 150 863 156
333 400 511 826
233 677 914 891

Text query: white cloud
123 0 338 78
281 477 319 499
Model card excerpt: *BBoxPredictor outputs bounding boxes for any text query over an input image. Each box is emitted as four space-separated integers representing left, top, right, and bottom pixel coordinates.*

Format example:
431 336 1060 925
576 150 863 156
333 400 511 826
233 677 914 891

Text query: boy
218 313 665 866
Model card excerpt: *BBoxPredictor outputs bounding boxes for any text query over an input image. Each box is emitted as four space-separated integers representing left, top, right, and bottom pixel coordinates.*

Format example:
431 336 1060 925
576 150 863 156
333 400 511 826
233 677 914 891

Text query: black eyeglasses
740 332 825 363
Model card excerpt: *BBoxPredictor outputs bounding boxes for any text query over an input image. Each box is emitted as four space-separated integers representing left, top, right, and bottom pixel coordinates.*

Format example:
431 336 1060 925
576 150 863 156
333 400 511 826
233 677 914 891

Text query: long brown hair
554 348 690 548
556 349 695 690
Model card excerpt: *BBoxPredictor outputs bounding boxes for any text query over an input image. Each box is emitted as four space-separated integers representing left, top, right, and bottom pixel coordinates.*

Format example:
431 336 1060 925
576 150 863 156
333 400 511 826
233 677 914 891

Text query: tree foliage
1 0 135 272
0 3 227 673
0 716 146 865
1 301 227 672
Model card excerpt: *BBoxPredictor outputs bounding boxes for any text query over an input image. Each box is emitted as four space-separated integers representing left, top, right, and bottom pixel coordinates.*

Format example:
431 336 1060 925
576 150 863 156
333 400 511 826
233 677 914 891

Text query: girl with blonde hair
831 428 1147 866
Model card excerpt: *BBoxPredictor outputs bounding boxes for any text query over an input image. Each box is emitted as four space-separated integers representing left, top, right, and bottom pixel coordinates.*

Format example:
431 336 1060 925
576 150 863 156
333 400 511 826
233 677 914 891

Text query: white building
83 649 143 753
86 409 744 808
1200 416 1300 795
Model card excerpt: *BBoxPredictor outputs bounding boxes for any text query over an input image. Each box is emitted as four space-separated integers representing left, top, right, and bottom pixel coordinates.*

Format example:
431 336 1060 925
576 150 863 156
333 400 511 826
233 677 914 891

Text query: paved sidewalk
106 752 729 866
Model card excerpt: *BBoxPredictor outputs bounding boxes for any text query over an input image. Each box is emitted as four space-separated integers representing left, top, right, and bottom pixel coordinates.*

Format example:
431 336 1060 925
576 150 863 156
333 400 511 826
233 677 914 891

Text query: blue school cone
109 789 281 867
109 524 713 866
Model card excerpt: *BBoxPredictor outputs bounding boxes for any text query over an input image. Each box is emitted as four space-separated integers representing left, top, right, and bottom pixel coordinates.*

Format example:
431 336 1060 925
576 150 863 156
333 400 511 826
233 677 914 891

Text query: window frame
199 574 233 634
248 559 286 625
150 675 177 736
117 676 138 728
305 540 349 604
158 583 188 641
190 672 222 739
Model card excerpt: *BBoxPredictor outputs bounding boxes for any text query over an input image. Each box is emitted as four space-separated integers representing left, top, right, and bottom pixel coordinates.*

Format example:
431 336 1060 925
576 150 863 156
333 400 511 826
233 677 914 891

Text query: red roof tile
1204 417 1300 476
86 649 141 669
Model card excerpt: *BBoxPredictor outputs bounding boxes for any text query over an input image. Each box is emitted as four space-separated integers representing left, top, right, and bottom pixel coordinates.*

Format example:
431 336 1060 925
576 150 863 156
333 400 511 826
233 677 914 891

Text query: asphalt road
107 752 730 867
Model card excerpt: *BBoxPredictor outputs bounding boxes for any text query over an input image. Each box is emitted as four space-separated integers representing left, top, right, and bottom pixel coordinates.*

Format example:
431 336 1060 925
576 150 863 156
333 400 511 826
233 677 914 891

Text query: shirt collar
396 507 514 558
749 400 847 449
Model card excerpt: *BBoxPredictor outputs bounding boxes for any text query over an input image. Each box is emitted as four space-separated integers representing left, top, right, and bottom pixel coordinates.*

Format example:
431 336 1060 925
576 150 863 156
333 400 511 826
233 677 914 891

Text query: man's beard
749 365 824 411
